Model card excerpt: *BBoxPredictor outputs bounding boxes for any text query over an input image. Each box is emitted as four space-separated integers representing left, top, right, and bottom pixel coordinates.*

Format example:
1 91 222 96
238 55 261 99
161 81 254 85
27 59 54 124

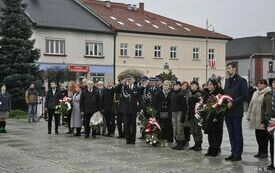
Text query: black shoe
210 149 219 157
84 135 89 138
2 129 7 133
131 141 135 144
139 136 145 139
190 145 196 150
92 135 96 139
74 133 81 136
225 155 234 161
259 153 268 159
48 130 51 134
254 153 261 158
267 165 275 170
205 149 213 156
176 141 185 150
116 136 124 139
172 141 179 150
231 156 242 161
126 140 131 144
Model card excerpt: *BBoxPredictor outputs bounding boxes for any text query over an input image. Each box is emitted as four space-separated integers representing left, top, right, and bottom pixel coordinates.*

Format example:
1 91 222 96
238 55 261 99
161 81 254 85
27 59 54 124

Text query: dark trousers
208 120 223 150
159 117 170 140
117 112 125 137
268 132 274 166
83 113 96 137
167 115 174 142
105 112 115 134
184 127 191 142
255 129 269 154
48 109 60 132
225 116 243 157
124 113 137 142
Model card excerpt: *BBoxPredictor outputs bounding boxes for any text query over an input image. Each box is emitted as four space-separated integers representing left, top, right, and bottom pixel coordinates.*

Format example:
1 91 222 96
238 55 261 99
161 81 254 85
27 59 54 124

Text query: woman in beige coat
247 79 271 158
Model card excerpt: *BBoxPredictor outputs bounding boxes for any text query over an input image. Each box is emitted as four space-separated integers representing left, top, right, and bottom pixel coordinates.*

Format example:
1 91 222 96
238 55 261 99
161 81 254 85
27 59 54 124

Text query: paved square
0 114 272 173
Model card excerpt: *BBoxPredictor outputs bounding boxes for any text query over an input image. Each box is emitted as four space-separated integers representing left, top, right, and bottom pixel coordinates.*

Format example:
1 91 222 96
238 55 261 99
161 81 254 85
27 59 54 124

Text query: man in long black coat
120 75 141 144
80 80 99 138
44 81 63 134
224 62 248 161
103 81 115 137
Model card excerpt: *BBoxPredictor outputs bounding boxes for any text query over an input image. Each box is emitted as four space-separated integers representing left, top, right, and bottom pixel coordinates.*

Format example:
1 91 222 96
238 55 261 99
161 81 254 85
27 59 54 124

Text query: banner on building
68 65 89 73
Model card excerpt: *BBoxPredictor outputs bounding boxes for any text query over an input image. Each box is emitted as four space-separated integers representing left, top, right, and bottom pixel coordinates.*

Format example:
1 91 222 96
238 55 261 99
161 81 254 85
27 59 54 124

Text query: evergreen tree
0 0 41 110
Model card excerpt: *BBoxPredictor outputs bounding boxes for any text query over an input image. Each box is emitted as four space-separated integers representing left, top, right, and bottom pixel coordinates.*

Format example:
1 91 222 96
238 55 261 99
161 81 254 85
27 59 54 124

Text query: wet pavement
0 113 273 173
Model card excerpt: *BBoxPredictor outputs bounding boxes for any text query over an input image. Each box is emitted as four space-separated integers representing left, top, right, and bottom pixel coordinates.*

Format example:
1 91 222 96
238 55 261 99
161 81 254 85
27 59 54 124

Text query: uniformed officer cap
141 76 149 81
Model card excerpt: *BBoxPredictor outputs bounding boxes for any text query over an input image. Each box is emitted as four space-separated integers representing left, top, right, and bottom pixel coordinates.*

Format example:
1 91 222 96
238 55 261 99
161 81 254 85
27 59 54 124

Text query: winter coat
157 89 171 114
45 89 63 110
261 90 275 127
248 87 271 129
187 90 202 119
70 92 82 128
80 88 99 115
120 84 141 114
224 74 248 117
0 93 11 112
170 89 187 114
103 87 115 113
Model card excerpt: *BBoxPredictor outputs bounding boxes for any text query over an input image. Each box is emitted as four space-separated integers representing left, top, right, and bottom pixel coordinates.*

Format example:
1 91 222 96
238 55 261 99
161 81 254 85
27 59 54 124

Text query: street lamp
163 62 170 74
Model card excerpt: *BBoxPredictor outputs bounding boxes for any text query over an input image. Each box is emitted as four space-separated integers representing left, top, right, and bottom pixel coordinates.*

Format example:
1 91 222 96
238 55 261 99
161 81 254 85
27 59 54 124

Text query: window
170 46 177 59
135 44 143 57
120 43 128 56
193 77 199 82
192 47 199 60
85 42 103 57
208 48 215 60
45 39 65 55
154 46 161 58
90 73 105 83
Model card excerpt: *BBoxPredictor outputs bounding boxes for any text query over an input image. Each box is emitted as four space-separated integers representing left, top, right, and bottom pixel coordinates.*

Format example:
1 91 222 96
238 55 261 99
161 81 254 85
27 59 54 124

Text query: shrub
9 110 28 119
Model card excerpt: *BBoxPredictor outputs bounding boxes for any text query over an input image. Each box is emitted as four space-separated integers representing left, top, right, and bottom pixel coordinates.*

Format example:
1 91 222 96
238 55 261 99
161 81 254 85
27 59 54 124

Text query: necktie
272 92 275 112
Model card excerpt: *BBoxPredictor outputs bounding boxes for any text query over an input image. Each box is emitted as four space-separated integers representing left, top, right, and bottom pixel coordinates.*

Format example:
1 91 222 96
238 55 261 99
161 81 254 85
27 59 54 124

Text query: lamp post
164 62 170 74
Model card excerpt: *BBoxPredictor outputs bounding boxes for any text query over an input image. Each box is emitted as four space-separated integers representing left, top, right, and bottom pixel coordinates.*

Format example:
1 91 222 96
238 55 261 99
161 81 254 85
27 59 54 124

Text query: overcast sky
113 0 275 38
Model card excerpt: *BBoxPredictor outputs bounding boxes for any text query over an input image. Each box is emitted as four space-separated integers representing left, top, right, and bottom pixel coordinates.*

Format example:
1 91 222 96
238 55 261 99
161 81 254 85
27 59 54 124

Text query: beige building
116 32 227 83
80 0 231 84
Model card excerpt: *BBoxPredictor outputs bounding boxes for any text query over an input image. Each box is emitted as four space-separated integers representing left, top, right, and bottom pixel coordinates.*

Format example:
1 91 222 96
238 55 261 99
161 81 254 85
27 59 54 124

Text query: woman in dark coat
204 79 224 157
156 80 171 147
0 85 11 133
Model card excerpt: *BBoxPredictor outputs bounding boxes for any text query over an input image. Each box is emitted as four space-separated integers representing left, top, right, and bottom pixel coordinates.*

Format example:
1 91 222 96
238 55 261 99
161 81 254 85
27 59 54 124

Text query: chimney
127 4 132 10
139 2 144 11
105 1 111 8
133 4 138 11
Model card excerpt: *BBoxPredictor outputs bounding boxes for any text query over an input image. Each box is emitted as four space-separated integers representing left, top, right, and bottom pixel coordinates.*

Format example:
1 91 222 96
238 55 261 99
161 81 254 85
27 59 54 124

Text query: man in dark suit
103 81 115 137
44 81 63 134
80 80 99 138
121 75 141 144
224 62 248 161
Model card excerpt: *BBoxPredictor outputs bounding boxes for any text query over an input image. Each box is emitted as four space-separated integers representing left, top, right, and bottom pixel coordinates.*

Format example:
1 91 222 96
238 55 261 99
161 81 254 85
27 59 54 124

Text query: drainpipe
113 32 117 84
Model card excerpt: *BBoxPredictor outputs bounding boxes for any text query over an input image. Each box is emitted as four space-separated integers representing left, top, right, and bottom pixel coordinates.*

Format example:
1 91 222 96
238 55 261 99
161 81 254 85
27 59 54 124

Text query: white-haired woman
0 85 11 133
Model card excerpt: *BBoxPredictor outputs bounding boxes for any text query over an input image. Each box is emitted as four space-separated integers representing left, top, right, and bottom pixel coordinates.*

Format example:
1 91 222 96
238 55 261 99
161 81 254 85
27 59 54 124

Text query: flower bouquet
54 96 72 117
195 94 233 127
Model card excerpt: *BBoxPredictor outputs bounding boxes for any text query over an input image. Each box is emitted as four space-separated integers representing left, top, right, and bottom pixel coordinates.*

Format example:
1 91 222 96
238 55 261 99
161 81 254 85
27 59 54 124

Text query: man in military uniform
120 75 141 144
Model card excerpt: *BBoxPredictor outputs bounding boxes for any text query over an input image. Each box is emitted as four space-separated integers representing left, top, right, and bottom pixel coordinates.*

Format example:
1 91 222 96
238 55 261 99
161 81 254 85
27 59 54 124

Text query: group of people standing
2 62 275 170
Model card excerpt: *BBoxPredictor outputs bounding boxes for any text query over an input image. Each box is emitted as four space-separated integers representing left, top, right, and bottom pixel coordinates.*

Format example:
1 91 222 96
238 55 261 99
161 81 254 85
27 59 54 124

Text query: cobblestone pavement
0 113 273 173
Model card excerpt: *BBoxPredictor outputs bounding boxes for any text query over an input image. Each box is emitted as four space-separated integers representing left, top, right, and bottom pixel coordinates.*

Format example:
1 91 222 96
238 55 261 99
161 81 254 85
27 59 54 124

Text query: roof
226 36 274 58
24 0 112 33
80 0 231 40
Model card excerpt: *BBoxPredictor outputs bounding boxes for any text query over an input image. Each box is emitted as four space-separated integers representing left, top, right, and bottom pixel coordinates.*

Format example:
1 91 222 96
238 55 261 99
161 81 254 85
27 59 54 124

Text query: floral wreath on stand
138 106 161 146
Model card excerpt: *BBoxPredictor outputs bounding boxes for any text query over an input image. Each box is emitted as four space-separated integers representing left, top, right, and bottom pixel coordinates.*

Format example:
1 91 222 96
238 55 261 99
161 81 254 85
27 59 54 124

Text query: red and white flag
208 58 216 69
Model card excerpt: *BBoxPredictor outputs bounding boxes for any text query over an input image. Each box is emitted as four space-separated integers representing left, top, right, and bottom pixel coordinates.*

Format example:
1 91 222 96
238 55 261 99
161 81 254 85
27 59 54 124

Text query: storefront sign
68 65 89 73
